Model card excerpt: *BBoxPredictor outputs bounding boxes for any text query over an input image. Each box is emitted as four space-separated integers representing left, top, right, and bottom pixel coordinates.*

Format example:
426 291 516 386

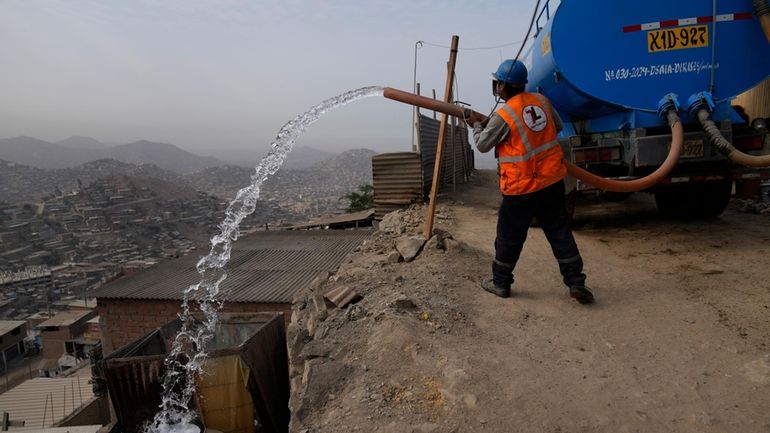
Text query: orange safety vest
495 92 567 195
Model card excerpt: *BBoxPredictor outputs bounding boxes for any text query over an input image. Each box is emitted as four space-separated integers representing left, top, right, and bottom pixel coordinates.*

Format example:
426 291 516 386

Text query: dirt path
293 170 770 433
448 170 770 432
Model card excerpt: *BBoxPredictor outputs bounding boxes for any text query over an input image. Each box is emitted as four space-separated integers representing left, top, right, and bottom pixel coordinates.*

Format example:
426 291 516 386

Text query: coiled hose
564 110 684 192
697 108 770 167
755 0 770 43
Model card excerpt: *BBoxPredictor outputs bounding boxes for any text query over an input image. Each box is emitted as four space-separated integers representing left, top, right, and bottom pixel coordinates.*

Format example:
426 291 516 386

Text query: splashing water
144 86 384 432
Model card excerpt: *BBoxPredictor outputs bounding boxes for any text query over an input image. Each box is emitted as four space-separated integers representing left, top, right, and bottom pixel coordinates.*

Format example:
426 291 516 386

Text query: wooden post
424 35 459 240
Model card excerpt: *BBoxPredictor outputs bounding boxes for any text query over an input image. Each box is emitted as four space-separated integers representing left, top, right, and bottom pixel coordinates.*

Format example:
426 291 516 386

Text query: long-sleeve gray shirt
472 98 564 154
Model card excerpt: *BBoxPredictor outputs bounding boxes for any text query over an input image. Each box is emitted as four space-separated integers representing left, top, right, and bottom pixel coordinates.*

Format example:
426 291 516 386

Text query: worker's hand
464 109 488 126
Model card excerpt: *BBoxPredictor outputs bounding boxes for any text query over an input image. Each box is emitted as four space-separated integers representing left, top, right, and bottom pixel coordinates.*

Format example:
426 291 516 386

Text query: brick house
0 320 27 374
37 310 97 360
94 230 371 353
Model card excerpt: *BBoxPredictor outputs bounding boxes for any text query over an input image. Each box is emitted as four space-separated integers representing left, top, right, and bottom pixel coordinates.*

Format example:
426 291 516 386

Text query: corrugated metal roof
288 209 374 230
93 230 371 304
0 367 94 430
14 426 101 433
0 320 26 335
37 310 95 329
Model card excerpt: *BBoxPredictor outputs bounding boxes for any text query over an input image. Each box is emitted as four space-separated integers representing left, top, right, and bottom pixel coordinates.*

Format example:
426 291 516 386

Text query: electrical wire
419 39 526 51
514 0 542 62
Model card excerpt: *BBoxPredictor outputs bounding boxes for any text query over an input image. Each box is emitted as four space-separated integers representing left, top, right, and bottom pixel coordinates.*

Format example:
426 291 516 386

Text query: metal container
97 313 288 433
529 0 770 129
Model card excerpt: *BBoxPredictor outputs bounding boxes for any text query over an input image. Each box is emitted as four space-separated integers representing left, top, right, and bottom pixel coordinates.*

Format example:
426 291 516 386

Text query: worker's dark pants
493 180 586 290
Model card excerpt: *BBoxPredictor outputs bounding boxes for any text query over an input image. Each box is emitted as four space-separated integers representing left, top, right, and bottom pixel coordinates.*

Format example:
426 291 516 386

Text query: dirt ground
290 169 770 433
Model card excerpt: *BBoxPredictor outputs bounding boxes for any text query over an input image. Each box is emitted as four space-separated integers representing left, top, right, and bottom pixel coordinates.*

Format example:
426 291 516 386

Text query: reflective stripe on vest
498 104 533 153
497 138 561 163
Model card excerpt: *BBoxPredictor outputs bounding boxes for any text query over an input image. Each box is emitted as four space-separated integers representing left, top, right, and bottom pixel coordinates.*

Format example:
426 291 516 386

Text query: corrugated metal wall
417 114 474 197
372 152 423 218
371 114 475 219
734 78 770 119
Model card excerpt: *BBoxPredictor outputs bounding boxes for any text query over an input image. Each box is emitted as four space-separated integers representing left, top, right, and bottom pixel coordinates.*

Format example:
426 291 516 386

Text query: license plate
648 25 709 53
681 139 705 158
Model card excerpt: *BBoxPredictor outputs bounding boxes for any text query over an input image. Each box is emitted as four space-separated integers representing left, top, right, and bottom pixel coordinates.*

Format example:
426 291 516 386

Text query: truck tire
654 181 733 218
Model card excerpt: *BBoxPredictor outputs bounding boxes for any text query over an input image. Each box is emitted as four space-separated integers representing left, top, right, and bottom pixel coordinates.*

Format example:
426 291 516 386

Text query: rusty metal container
97 312 289 433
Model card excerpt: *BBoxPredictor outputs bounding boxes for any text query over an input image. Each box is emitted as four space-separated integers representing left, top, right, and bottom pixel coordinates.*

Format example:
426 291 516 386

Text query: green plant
343 184 374 213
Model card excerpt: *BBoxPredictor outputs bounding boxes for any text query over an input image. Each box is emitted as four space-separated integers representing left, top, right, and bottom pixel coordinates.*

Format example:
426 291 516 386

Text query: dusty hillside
287 170 770 433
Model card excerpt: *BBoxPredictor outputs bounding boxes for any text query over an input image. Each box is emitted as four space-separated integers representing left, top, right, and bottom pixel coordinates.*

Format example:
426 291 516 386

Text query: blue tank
528 0 770 132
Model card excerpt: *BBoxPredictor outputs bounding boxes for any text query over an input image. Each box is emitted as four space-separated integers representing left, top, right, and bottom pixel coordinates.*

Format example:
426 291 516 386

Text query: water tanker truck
385 0 770 218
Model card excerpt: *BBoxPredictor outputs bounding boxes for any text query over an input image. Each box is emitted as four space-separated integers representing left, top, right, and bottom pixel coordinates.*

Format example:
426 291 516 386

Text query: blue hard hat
492 59 527 86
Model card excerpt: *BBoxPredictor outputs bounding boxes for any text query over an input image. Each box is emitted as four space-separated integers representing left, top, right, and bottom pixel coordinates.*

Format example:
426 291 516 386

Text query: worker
465 59 594 304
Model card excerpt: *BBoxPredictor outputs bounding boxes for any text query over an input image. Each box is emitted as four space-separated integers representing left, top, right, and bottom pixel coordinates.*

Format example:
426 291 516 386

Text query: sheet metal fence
372 114 474 218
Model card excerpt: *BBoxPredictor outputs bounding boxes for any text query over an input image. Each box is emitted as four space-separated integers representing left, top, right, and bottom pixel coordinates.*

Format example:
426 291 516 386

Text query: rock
306 312 318 336
392 294 417 310
301 359 352 409
314 323 330 340
396 236 425 262
301 339 333 360
386 250 401 264
288 327 310 378
311 292 330 314
324 285 363 308
379 210 406 233
432 227 452 240
443 238 462 253
425 235 443 250
345 304 367 321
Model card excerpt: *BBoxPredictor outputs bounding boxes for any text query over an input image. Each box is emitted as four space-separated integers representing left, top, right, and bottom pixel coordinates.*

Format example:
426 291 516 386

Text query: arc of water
145 86 384 432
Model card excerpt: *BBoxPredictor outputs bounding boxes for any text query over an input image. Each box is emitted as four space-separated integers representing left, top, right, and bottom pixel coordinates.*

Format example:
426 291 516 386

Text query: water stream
145 86 384 433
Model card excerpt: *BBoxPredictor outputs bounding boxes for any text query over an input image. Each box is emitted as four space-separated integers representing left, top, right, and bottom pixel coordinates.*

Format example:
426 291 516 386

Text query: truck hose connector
697 108 770 167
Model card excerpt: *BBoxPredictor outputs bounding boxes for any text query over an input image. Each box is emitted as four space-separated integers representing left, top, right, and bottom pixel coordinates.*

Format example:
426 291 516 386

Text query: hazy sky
1 1 537 164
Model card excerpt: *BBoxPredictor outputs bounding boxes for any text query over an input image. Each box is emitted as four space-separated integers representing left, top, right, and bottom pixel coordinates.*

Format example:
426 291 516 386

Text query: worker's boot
569 286 594 304
483 260 514 298
481 278 511 298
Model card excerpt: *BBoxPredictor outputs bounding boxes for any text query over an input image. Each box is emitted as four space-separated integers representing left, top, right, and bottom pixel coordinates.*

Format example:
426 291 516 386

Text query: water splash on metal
144 86 384 432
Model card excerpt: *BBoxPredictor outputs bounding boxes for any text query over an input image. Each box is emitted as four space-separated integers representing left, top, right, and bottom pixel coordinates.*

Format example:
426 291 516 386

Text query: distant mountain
56 136 106 150
0 158 182 203
0 136 226 173
0 136 88 169
108 140 223 173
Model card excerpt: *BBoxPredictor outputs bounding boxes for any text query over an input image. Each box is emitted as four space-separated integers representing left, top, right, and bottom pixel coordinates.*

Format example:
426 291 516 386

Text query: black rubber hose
697 108 770 167
754 0 770 43
755 0 770 16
